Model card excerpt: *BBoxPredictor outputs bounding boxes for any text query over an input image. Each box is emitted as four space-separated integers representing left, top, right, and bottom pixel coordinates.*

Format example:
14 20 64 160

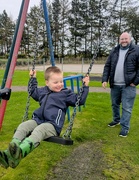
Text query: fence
63 74 84 121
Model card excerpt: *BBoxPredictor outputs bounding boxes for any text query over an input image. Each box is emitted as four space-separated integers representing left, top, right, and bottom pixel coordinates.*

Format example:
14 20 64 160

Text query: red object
0 0 30 129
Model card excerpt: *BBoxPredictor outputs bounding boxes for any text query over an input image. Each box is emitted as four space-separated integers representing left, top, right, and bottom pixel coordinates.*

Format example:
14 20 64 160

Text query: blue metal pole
42 0 55 66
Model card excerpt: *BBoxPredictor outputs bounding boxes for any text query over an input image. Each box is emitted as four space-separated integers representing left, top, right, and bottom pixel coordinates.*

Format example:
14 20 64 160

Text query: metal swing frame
0 0 30 129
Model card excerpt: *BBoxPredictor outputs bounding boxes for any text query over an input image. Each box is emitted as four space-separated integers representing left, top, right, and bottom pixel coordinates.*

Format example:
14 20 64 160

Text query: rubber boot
0 150 9 169
0 150 19 169
8 138 21 159
18 137 35 158
8 137 36 168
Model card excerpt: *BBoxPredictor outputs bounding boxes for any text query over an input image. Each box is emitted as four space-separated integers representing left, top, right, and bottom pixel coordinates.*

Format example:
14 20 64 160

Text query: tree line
0 0 139 61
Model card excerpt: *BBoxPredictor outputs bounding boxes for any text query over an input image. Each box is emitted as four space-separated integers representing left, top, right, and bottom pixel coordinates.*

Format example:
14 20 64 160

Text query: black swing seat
44 136 73 145
14 129 73 145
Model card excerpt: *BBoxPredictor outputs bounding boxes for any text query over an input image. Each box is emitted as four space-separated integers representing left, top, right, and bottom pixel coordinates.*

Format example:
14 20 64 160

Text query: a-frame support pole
0 0 30 129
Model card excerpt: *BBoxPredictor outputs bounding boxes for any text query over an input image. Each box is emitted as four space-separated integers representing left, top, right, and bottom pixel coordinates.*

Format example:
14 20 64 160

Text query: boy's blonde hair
44 66 63 80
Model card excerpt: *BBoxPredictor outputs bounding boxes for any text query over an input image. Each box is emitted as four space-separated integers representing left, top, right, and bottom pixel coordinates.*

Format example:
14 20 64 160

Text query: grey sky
0 0 40 21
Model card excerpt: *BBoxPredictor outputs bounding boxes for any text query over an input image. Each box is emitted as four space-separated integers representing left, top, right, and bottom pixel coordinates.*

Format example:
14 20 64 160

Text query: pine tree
51 0 61 58
68 0 83 58
0 10 15 55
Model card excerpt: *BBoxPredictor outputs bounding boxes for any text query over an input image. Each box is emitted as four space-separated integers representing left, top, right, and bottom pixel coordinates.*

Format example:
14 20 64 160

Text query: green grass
1 70 139 179
0 69 100 87
0 92 139 179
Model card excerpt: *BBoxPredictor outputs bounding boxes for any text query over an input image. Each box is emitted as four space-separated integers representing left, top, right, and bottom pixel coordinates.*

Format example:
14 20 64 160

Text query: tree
108 0 139 44
58 0 71 58
77 0 90 58
125 7 139 44
0 10 15 55
26 5 47 58
51 0 61 58
88 0 109 57
1 0 139 60
68 0 83 58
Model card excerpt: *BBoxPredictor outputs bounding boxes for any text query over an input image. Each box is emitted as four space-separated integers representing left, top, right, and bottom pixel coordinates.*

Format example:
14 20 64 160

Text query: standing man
102 32 139 137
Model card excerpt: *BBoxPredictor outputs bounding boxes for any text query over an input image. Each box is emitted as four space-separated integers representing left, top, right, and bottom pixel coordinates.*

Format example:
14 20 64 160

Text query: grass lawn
0 70 139 179
0 69 99 87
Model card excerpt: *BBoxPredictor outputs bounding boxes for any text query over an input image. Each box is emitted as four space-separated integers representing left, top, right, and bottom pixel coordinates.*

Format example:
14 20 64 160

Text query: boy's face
46 73 64 92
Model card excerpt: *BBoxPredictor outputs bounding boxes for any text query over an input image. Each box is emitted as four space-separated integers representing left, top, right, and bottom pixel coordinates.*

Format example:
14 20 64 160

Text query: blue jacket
102 43 139 88
29 78 89 135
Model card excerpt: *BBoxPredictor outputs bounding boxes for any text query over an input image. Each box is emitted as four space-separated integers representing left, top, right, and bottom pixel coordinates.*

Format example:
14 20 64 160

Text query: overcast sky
0 0 41 21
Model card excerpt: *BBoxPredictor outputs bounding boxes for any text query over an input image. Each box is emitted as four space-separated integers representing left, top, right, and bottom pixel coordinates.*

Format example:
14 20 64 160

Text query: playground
1 0 139 179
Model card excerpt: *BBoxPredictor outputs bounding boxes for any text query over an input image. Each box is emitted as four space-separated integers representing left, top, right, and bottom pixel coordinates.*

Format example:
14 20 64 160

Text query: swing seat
45 136 73 145
14 129 73 145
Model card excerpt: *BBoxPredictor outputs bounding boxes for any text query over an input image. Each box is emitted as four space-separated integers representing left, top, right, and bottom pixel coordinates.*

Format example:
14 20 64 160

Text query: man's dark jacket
102 43 139 88
29 78 89 135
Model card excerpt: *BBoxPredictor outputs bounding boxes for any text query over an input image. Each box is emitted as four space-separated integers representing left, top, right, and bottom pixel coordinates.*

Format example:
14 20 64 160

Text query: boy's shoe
108 121 120 127
119 130 129 137
9 137 35 160
0 150 9 169
0 150 19 169
9 140 21 159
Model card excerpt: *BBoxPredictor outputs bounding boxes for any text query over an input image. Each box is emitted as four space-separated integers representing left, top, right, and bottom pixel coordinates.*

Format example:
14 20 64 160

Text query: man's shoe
108 121 120 127
119 130 129 137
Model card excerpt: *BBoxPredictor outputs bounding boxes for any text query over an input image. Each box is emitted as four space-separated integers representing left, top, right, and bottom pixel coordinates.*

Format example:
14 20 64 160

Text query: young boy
0 66 89 169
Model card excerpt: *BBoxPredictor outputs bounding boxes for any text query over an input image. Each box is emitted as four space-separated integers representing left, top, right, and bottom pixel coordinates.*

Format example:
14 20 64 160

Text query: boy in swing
0 66 90 169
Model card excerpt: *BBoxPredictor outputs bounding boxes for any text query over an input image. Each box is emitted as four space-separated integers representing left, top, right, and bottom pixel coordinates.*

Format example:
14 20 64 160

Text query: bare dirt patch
46 141 107 180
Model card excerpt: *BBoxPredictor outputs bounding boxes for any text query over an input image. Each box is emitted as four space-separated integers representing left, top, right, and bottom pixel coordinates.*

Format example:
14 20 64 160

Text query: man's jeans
111 85 136 131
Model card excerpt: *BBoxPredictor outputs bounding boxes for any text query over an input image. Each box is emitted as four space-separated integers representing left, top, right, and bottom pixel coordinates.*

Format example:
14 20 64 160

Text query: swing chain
63 56 95 139
63 87 84 139
62 1 118 139
22 1 43 121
